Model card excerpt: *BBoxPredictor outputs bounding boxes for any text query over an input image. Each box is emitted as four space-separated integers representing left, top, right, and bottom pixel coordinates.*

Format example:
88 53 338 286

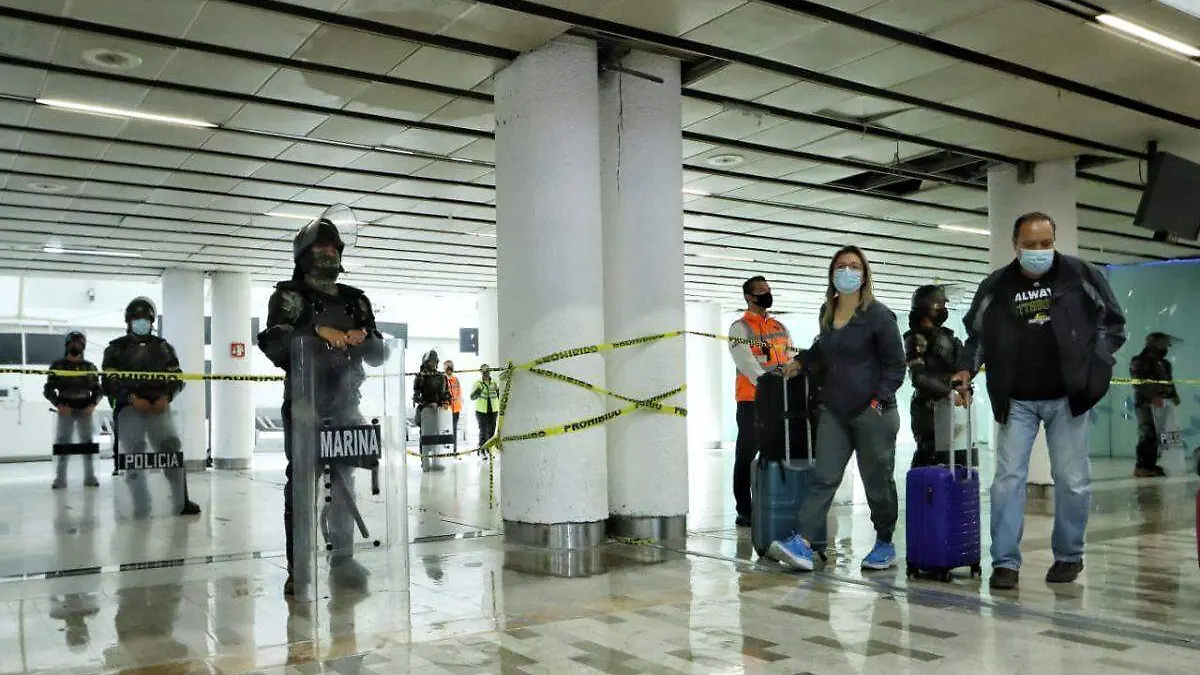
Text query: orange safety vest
734 312 792 403
447 375 462 413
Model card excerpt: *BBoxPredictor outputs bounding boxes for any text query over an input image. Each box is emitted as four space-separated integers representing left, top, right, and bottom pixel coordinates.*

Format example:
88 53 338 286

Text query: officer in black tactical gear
1130 332 1181 478
904 285 967 468
257 205 388 595
45 330 103 489
102 297 201 517
413 350 451 409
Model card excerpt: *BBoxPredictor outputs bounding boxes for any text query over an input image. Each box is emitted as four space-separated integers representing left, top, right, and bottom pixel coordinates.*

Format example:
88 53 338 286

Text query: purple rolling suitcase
905 393 982 581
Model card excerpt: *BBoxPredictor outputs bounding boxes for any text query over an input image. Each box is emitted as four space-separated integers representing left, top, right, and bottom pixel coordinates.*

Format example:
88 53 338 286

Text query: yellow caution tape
0 367 284 382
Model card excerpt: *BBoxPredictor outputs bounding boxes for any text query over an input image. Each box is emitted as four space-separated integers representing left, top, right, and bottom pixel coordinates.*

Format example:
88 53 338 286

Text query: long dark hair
820 245 875 330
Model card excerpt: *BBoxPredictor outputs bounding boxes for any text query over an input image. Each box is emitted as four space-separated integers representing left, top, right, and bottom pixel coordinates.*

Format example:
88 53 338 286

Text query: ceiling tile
763 23 896 73
682 2 823 54
0 19 60 62
440 4 570 50
337 0 474 35
424 98 494 132
66 0 206 38
316 172 395 192
685 109 790 140
292 25 421 74
256 68 372 108
274 142 367 167
251 163 334 185
756 81 858 115
308 116 410 147
52 28 177 80
385 129 476 155
102 143 190 168
597 0 745 36
184 2 319 57
389 47 506 90
39 72 151 109
201 131 294 158
178 154 265 177
411 162 493 183
344 152 435 175
859 0 999 33
450 138 496 163
226 105 329 136
344 84 455 121
688 64 797 100
138 89 242 126
159 51 280 95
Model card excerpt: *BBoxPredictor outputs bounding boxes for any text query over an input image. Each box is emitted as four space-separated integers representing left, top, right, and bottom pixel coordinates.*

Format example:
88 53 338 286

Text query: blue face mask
130 318 153 336
1018 249 1055 276
833 268 863 295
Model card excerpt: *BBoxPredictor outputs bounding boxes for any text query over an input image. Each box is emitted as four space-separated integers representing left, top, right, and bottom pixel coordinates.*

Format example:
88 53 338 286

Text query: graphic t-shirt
1010 268 1066 401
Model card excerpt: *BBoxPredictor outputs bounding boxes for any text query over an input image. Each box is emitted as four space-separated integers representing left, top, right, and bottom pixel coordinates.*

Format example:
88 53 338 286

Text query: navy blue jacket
803 301 906 419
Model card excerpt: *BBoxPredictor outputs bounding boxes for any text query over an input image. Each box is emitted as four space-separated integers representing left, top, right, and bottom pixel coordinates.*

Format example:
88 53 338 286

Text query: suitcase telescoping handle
948 379 974 473
777 368 814 468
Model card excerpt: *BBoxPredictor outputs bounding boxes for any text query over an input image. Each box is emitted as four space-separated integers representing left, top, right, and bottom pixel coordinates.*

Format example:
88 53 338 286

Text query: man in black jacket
45 331 102 489
1130 332 1180 478
955 212 1125 590
904 285 966 468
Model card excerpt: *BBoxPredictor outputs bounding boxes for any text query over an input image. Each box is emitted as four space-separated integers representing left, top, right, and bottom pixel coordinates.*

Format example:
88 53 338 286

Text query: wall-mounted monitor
1134 151 1200 241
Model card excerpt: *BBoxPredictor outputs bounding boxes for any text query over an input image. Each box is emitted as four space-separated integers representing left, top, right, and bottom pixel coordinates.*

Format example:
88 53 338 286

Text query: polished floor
0 440 1197 674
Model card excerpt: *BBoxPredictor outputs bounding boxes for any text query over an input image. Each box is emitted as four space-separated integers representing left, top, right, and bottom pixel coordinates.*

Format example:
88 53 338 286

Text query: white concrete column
987 159 1078 486
161 269 207 469
495 37 609 549
601 51 688 539
210 272 254 470
686 302 724 449
477 288 499 367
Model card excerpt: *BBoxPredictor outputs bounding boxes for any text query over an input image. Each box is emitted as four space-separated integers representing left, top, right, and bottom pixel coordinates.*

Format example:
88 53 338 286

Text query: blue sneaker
767 534 815 571
861 541 897 570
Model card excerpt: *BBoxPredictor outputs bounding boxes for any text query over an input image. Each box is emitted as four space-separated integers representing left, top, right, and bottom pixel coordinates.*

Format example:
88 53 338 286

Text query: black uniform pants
476 412 498 449
1135 405 1159 470
733 401 757 517
909 398 971 469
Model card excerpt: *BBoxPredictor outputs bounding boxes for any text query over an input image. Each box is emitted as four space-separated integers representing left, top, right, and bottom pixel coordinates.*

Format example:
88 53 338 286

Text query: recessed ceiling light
938 224 990 236
1096 14 1200 57
81 47 144 70
25 181 67 193
43 246 142 259
35 98 217 128
705 154 745 167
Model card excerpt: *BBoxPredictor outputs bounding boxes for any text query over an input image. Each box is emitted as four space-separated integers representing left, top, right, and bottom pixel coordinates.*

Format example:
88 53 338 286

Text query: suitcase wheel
970 564 982 578
754 547 767 558
906 563 917 579
938 569 953 583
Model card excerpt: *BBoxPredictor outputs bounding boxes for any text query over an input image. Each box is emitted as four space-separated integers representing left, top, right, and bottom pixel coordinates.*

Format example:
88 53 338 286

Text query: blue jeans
991 398 1091 570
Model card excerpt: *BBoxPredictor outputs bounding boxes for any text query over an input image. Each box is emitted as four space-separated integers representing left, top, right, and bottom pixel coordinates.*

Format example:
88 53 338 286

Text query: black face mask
753 292 774 310
67 346 84 357
932 307 949 326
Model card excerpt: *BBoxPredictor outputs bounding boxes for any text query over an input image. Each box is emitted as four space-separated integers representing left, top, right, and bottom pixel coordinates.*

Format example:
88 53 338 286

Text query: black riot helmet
422 350 440 371
291 204 359 278
1145 332 1178 355
909 284 948 329
124 296 157 322
65 330 86 347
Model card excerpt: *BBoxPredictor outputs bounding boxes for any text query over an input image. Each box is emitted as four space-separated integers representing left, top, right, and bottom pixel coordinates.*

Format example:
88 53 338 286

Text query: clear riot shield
112 406 194 521
290 335 406 602
417 405 451 471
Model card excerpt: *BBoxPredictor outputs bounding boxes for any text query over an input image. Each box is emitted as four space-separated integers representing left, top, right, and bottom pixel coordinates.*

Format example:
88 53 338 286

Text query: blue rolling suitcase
751 372 826 559
905 394 982 581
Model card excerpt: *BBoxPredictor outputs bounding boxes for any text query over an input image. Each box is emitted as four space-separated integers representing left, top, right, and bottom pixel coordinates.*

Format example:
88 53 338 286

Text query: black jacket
905 326 963 403
1130 349 1178 408
101 334 185 405
959 253 1126 423
802 301 905 418
43 358 103 408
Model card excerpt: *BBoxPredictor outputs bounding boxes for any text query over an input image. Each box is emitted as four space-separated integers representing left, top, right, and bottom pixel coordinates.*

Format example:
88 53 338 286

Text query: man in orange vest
729 276 793 526
445 360 462 453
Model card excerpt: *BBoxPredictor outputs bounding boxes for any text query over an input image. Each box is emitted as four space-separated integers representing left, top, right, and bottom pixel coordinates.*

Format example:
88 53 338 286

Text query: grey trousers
54 410 97 482
796 406 901 544
117 407 186 516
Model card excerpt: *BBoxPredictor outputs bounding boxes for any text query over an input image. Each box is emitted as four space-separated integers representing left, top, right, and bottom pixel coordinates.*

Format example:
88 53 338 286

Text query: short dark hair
1012 211 1056 242
742 275 767 295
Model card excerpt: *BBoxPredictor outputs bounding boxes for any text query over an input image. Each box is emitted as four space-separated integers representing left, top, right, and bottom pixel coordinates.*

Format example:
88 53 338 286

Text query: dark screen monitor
0 333 20 365
1134 151 1200 241
24 333 65 365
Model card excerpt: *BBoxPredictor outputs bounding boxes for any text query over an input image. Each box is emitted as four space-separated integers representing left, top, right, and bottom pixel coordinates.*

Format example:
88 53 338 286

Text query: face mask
833 268 863 295
130 318 153 336
752 292 773 310
310 249 341 279
932 307 949 326
1018 249 1054 276
67 346 84 357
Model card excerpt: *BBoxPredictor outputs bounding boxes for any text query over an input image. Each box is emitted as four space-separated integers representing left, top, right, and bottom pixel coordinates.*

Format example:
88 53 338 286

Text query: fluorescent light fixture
1096 14 1200 57
693 252 755 262
264 211 318 221
938 224 990 236
683 188 712 196
35 98 218 128
473 232 497 238
43 246 142 259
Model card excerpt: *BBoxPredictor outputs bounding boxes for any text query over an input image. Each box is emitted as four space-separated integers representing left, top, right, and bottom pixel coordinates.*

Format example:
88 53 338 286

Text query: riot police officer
904 285 966 468
257 206 388 595
101 297 201 516
1130 332 1181 477
413 350 451 410
44 330 102 489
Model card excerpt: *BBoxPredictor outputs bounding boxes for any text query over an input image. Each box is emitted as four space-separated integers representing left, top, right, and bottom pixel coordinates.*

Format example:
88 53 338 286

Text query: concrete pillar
477 288 499 367
686 302 724 449
601 51 688 541
161 269 207 469
986 159 1079 486
494 38 608 559
210 272 254 470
